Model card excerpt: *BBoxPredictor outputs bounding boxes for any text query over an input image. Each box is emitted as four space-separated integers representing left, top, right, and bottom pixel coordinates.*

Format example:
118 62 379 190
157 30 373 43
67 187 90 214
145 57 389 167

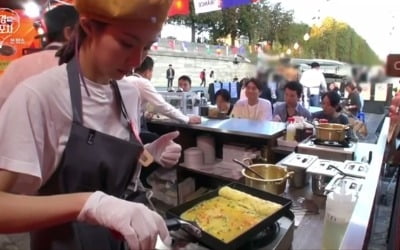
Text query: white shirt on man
0 64 141 194
128 74 189 123
231 98 273 121
300 68 327 95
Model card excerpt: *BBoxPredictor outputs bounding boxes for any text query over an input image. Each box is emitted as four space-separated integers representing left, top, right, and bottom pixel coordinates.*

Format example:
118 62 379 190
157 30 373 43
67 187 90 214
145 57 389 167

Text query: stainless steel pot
242 164 293 195
310 174 334 196
288 167 309 188
315 123 349 141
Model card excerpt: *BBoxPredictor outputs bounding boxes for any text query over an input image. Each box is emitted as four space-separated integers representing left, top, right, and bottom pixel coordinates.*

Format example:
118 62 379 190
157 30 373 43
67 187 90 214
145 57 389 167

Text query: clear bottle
286 117 296 141
322 182 356 250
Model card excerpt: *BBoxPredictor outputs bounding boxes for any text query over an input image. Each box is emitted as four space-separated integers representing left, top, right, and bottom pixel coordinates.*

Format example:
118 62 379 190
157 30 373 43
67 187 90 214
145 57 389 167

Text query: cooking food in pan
180 186 282 243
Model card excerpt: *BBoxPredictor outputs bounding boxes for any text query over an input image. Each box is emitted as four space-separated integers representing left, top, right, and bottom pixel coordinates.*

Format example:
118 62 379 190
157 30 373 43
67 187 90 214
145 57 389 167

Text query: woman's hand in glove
144 131 181 168
78 191 170 250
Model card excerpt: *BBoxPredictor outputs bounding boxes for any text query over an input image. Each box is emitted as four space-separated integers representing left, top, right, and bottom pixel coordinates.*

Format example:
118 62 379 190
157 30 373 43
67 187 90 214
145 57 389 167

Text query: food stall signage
386 54 400 77
0 9 20 46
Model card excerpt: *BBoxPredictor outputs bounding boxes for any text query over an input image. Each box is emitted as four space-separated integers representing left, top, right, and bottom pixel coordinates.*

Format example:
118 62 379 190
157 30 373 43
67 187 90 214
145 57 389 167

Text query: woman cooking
0 1 180 250
232 78 273 121
312 91 349 125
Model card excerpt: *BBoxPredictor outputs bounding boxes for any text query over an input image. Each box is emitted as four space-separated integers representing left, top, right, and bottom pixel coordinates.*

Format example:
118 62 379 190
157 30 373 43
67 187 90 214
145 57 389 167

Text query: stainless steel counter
340 117 389 249
149 117 286 139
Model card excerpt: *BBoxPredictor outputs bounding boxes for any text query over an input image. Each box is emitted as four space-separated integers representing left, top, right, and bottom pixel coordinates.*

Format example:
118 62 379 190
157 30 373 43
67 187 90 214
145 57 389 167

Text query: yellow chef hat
75 0 173 28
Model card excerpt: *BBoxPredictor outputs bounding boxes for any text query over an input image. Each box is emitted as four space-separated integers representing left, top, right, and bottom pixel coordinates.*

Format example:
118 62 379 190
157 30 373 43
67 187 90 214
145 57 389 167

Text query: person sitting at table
177 75 192 92
273 81 311 122
215 89 233 115
312 91 349 125
231 78 273 121
345 80 362 117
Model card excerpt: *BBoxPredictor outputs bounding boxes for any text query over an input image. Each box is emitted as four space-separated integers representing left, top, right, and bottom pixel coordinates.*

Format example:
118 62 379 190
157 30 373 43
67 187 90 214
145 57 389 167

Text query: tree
264 3 294 47
306 17 380 65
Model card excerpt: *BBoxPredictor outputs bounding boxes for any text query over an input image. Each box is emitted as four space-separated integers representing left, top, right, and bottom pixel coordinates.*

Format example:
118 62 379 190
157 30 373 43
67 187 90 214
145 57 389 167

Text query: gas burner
312 138 352 148
239 222 280 249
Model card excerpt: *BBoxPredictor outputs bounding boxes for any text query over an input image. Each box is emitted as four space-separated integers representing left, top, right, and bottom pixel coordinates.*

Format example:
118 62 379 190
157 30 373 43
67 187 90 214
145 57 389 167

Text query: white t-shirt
127 75 189 123
231 98 273 121
0 49 59 109
300 68 327 95
0 64 141 194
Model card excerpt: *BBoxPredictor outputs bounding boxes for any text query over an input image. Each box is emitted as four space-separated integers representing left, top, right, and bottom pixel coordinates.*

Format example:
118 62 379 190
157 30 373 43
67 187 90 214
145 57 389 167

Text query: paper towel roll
197 135 215 164
184 147 204 167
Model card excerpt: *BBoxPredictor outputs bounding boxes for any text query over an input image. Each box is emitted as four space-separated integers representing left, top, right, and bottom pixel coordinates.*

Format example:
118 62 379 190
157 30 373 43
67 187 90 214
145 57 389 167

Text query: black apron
30 58 144 250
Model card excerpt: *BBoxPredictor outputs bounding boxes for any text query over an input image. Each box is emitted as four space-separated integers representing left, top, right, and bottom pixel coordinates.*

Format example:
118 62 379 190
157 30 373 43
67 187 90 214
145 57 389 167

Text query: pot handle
275 171 294 185
286 171 295 178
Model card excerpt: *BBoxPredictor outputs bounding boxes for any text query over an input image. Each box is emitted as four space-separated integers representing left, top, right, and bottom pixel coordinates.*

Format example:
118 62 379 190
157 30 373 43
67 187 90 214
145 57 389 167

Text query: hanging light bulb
303 33 310 41
23 1 41 18
37 27 45 35
286 49 292 55
294 42 300 50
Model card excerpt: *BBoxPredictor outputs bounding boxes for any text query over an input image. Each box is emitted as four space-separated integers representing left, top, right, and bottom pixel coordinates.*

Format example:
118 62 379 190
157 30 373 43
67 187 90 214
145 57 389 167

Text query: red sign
0 9 40 74
168 0 190 17
386 54 400 77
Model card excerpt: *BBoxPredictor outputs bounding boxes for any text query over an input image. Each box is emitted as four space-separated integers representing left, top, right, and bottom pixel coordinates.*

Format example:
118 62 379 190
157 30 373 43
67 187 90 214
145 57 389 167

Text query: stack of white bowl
184 147 204 167
196 135 216 164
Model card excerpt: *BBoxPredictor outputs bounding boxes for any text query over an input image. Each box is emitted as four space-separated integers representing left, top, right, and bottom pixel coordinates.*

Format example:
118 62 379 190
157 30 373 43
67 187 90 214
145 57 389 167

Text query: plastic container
286 117 296 141
322 183 356 249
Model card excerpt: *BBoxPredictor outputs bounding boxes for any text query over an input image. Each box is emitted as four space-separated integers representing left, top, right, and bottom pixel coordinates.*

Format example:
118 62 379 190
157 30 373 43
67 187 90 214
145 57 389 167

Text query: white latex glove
145 131 182 168
78 191 170 250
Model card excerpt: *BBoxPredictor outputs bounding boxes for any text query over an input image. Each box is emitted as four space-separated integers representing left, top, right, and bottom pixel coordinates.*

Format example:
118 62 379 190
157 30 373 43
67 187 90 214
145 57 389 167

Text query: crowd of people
160 58 363 127
205 61 362 126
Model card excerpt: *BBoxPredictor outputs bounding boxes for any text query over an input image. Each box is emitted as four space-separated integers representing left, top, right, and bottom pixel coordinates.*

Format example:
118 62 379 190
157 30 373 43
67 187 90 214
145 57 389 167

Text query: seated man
312 91 349 125
273 81 311 122
177 75 192 92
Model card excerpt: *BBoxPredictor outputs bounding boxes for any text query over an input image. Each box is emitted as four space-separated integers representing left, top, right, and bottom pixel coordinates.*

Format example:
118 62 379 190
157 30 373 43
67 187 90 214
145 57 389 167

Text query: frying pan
166 183 292 250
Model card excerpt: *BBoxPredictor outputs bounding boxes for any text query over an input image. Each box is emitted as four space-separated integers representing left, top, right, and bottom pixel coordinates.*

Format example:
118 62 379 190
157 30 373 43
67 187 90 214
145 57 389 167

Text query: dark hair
239 77 249 87
215 89 230 102
284 81 303 98
244 78 262 91
178 75 191 85
56 21 107 65
169 64 172 67
357 85 362 92
134 56 154 73
311 62 320 68
345 80 356 90
44 5 79 44
322 91 342 112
